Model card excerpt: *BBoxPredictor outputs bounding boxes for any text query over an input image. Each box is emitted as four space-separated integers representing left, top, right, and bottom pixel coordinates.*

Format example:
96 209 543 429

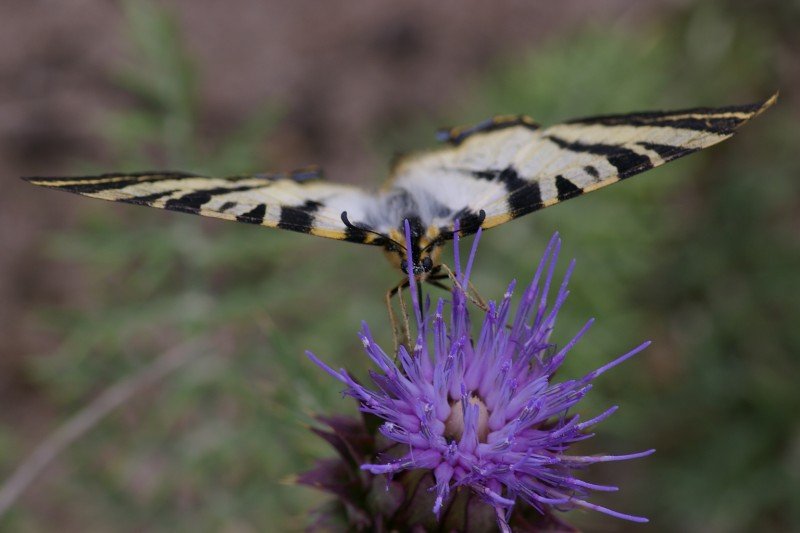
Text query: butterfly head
340 211 444 276
390 242 441 276
384 218 444 277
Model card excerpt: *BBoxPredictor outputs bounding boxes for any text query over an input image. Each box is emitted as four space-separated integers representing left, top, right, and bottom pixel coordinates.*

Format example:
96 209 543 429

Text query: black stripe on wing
567 99 770 135
545 135 654 179
276 200 323 233
236 204 268 225
162 186 258 214
473 167 544 217
634 141 700 163
21 171 201 194
22 165 323 194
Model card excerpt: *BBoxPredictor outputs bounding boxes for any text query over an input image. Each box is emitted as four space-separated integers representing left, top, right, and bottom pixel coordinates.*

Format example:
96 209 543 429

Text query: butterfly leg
467 279 487 309
385 278 412 354
430 263 488 311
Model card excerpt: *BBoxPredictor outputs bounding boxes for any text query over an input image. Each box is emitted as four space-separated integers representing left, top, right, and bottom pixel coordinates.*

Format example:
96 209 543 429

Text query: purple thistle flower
306 223 654 532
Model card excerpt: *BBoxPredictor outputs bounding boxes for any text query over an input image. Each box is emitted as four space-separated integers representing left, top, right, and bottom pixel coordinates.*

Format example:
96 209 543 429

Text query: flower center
445 394 490 443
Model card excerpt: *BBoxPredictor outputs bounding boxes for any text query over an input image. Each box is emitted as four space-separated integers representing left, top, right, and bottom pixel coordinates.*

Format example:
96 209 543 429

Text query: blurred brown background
1 1 798 531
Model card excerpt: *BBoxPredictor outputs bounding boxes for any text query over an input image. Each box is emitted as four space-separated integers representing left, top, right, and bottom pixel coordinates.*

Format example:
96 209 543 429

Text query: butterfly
24 94 775 277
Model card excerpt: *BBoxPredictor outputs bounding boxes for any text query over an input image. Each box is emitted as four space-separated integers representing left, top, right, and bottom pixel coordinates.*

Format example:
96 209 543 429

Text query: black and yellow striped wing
23 168 389 245
390 93 777 236
24 94 775 272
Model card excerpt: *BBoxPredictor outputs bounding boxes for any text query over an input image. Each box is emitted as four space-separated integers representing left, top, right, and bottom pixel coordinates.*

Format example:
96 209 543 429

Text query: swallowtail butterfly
25 94 776 276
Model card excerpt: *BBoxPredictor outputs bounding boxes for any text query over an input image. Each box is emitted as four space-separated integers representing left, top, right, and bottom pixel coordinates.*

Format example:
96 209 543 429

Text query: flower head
305 223 654 532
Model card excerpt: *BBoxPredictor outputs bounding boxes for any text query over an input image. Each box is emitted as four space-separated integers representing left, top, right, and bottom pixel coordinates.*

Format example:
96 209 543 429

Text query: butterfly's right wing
23 169 386 246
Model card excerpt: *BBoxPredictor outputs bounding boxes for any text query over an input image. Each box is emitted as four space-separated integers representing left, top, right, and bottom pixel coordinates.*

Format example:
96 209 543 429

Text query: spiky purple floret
308 224 654 531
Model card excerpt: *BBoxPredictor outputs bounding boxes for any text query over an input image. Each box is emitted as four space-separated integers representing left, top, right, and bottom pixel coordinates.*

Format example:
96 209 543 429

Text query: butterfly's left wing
391 94 776 237
23 168 387 246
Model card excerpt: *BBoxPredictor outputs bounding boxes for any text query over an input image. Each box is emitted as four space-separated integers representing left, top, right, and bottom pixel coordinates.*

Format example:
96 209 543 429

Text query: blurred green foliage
4 0 798 532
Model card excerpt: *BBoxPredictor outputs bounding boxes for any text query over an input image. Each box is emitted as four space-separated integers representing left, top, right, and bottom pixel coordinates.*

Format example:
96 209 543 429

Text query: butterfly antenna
420 209 486 256
340 211 400 248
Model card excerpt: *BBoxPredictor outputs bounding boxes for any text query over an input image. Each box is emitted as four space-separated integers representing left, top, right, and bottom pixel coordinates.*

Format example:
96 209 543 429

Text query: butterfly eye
421 256 433 272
